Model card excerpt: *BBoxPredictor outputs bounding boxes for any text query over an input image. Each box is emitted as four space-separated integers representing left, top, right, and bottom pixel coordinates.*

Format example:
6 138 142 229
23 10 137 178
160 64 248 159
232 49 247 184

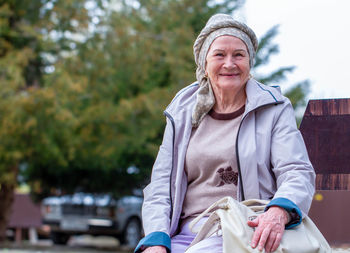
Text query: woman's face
205 35 250 93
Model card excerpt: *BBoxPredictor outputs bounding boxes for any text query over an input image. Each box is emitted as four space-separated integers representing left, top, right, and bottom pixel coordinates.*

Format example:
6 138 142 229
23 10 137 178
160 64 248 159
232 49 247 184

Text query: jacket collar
245 79 284 114
164 79 285 120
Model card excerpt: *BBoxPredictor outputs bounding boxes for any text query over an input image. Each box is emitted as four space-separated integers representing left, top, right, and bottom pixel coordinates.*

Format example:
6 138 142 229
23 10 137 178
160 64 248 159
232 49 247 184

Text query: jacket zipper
236 101 283 201
163 111 175 221
164 100 283 216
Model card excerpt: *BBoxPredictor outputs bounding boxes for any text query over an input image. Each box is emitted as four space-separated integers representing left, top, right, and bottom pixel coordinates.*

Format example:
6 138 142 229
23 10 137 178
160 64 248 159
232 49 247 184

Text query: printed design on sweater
217 166 238 186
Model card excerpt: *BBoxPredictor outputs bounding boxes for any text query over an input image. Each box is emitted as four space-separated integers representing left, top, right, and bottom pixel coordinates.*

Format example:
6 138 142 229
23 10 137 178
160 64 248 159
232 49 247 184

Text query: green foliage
253 25 310 109
0 0 98 196
254 25 280 68
45 0 244 194
0 0 310 202
284 80 310 108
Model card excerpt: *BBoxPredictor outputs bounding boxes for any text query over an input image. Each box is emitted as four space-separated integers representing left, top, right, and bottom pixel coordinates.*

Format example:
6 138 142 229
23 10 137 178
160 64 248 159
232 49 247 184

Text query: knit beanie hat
192 14 258 127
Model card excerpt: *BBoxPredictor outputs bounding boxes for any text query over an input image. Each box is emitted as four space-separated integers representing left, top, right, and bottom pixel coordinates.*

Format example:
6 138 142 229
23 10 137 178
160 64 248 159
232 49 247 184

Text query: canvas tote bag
185 196 331 253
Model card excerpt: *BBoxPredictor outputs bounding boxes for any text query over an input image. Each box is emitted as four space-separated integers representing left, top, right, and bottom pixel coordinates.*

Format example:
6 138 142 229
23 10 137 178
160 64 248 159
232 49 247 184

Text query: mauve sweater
181 105 245 224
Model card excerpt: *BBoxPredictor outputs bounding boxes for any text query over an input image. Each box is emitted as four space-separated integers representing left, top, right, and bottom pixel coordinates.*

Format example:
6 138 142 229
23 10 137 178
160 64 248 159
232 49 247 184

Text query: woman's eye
235 53 244 57
215 53 224 57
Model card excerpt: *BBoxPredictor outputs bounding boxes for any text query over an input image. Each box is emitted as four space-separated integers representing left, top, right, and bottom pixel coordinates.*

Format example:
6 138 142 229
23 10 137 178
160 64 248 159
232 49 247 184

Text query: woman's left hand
247 206 289 253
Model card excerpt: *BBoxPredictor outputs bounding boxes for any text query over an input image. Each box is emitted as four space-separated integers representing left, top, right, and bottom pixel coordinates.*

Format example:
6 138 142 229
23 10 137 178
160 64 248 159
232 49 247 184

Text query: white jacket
142 79 315 237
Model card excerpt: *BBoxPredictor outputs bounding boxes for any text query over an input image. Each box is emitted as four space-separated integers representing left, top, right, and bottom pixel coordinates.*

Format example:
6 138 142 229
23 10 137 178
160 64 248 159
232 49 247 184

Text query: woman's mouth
220 73 239 77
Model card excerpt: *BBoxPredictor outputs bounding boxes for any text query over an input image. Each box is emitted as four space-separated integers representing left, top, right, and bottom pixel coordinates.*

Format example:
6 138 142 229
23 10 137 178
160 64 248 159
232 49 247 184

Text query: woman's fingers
247 216 259 227
271 232 283 252
249 206 288 252
257 225 272 251
265 231 278 252
248 217 261 248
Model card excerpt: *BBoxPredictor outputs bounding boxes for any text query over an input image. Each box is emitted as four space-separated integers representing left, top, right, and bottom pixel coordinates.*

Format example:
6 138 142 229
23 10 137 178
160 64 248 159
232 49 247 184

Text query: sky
234 0 350 100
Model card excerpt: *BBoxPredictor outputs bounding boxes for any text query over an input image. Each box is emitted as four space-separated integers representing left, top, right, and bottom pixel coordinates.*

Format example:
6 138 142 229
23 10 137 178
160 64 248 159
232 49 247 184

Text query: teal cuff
134 231 171 253
265 197 302 229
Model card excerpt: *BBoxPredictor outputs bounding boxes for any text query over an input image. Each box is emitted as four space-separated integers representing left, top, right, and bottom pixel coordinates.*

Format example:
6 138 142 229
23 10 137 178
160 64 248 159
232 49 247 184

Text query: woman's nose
223 56 235 69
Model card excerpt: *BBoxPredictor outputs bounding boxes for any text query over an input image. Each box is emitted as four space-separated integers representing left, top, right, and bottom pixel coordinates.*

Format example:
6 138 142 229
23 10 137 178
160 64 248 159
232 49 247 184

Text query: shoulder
246 79 291 111
250 79 287 102
247 80 295 126
165 82 199 114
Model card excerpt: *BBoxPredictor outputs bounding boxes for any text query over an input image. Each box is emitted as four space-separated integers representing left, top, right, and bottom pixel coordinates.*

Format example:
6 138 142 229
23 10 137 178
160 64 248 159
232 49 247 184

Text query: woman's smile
220 73 240 76
205 35 250 92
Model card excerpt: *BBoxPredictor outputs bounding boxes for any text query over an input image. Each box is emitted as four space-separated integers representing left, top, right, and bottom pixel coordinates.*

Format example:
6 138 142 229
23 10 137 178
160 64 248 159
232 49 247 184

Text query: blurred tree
74 0 309 184
0 0 101 241
25 0 309 197
57 0 245 191
0 0 310 241
253 25 310 110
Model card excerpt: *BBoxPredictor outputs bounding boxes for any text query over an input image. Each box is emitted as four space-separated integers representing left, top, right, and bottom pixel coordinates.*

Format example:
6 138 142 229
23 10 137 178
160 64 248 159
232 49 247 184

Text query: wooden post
15 227 22 244
29 227 38 244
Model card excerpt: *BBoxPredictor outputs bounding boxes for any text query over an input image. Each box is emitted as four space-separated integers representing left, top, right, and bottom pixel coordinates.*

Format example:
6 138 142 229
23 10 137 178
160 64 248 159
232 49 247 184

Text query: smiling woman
205 36 250 113
135 14 315 253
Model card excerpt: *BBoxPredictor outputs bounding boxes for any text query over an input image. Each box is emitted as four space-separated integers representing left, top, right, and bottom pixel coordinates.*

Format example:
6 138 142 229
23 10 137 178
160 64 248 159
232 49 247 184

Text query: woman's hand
247 206 289 253
142 245 167 253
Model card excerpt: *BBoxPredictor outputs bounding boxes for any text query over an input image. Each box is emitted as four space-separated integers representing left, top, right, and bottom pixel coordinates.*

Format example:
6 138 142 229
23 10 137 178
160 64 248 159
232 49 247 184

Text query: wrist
269 206 289 224
265 197 302 228
142 245 167 253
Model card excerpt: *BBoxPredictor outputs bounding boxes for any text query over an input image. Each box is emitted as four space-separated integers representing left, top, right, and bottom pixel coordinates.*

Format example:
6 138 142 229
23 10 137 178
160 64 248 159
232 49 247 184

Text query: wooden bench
299 98 350 245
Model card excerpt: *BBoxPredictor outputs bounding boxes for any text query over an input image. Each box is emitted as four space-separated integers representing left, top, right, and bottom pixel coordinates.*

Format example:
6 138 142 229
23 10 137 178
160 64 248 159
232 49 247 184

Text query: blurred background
0 0 349 252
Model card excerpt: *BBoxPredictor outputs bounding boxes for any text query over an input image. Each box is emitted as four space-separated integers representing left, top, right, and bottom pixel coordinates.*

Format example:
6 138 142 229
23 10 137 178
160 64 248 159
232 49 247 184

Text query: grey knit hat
192 14 258 127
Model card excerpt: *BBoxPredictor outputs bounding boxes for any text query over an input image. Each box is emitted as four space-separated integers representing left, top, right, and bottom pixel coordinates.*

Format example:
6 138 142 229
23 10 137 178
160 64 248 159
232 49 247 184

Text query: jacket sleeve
141 117 174 236
269 100 315 218
134 231 171 253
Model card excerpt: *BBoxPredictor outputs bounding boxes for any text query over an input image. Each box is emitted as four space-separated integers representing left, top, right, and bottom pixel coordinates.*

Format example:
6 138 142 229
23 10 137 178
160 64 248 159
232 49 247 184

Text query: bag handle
241 199 268 212
187 211 221 249
187 197 248 250
189 197 268 233
188 196 230 233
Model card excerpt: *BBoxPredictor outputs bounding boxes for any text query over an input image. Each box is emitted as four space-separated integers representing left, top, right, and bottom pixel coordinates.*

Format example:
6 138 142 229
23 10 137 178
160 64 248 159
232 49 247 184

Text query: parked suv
41 193 143 247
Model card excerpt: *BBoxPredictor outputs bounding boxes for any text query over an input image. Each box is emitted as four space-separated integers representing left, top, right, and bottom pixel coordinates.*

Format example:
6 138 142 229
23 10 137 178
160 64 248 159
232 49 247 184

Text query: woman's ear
204 63 208 77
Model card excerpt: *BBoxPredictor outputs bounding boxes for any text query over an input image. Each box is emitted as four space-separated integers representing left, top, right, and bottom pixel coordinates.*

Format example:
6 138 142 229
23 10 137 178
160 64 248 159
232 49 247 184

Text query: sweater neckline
208 104 245 120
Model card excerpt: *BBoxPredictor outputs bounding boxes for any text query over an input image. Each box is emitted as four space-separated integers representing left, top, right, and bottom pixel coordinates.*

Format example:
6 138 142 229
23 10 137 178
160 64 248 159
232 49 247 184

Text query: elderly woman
135 14 315 253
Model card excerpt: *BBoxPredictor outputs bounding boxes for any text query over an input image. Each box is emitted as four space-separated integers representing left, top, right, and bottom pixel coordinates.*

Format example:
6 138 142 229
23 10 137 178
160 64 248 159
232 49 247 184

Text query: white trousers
171 218 223 253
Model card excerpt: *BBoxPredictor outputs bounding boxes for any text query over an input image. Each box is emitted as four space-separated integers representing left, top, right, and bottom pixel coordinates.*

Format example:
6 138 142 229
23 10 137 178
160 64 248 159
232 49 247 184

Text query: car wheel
124 218 142 248
50 231 70 245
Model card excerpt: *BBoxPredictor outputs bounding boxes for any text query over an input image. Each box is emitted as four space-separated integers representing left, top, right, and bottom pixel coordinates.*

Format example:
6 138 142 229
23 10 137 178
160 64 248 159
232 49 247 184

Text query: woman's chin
215 80 246 91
